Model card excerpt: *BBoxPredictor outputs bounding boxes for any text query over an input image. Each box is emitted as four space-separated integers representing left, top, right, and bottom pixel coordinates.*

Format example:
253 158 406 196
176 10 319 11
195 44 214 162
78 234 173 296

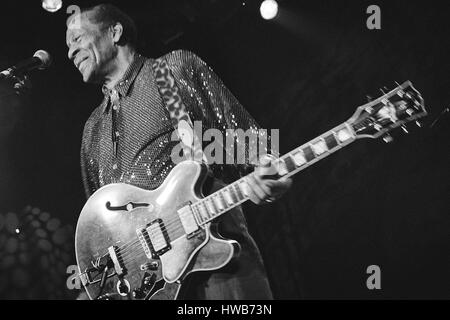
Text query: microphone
0 50 52 79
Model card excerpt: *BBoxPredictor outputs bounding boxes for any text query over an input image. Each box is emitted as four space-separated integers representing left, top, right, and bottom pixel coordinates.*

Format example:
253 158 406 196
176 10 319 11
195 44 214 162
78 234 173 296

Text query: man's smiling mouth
75 57 89 70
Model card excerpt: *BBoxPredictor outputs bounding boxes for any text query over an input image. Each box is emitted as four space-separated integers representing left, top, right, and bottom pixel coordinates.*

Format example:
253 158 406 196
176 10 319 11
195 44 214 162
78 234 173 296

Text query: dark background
0 0 448 299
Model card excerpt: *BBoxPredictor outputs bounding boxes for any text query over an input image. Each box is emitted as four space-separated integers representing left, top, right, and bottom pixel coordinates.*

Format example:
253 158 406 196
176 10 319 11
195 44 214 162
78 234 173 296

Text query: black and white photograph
0 0 448 306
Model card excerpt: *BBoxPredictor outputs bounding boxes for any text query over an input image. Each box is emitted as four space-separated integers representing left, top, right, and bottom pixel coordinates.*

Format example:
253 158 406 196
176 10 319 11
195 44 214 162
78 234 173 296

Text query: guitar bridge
108 246 126 276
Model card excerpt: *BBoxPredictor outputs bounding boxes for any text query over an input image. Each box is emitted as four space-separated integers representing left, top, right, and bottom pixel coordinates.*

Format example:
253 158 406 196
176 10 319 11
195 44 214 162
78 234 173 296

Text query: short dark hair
78 4 138 49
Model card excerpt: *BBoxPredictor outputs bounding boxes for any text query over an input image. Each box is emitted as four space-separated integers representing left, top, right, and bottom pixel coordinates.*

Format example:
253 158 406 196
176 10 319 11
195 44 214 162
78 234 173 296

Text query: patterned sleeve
80 123 99 199
166 50 269 182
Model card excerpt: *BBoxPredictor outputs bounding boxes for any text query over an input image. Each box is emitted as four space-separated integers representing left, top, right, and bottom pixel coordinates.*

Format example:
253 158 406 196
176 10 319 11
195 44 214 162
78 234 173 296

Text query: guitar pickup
177 203 200 238
137 219 171 258
137 229 154 259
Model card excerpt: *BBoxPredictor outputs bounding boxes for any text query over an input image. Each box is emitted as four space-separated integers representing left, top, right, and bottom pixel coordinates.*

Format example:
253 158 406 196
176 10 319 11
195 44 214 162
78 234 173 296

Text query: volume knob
140 261 159 271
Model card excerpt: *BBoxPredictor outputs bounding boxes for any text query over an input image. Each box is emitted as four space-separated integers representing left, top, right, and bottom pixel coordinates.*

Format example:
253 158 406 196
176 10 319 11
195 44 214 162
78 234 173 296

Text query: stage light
260 0 278 20
42 0 63 13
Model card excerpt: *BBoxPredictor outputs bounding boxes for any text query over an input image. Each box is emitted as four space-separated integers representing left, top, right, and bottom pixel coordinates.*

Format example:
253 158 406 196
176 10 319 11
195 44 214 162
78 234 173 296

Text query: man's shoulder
157 49 206 71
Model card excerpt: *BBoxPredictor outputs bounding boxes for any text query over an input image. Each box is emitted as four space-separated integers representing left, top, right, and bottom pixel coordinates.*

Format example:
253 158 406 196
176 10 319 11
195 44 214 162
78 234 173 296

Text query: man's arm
80 124 99 199
170 50 292 204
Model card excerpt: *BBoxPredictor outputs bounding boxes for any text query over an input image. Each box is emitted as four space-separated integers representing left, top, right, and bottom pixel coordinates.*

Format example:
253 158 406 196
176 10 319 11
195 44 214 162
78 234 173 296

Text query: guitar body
75 161 240 300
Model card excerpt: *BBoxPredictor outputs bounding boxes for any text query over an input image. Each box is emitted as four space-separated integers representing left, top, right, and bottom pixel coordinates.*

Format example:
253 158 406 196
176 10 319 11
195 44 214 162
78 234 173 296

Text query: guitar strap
151 58 203 297
152 57 206 163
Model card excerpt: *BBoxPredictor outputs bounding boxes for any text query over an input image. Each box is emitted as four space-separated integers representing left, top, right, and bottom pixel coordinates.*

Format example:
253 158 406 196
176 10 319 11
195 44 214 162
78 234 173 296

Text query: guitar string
103 171 285 266
99 166 279 266
117 145 346 264
113 190 228 255
117 196 236 264
109 208 202 262
111 175 250 256
99 149 315 266
87 103 412 267
109 191 220 253
104 126 362 265
104 109 392 260
99 180 249 265
117 180 252 265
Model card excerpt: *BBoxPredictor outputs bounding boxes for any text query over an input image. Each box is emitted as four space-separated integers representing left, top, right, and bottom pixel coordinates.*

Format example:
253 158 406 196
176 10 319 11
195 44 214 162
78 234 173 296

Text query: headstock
349 81 427 140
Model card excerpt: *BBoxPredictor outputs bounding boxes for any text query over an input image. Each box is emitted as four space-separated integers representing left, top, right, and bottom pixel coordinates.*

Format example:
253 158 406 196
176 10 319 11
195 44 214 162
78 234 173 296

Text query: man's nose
68 45 80 61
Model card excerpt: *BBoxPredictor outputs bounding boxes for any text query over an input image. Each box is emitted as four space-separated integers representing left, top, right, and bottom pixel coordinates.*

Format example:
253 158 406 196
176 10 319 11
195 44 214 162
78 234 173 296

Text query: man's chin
81 70 94 83
78 63 95 83
81 70 98 84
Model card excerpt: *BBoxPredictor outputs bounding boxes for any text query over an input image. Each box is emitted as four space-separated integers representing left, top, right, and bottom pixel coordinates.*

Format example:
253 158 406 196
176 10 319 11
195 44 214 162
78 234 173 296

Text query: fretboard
190 121 356 226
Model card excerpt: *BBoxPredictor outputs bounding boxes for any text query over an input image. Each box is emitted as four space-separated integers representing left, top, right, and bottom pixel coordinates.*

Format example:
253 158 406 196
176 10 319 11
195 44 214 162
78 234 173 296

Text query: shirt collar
101 53 146 113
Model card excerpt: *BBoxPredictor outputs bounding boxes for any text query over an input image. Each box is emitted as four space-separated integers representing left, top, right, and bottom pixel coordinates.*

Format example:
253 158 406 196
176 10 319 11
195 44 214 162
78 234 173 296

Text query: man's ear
111 23 124 44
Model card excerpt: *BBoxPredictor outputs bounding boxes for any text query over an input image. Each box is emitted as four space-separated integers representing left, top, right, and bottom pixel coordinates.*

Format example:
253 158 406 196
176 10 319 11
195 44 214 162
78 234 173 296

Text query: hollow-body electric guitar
75 81 426 300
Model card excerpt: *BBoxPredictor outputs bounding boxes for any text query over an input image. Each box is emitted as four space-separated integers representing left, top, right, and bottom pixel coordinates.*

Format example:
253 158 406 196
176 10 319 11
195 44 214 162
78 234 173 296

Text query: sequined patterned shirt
80 50 262 198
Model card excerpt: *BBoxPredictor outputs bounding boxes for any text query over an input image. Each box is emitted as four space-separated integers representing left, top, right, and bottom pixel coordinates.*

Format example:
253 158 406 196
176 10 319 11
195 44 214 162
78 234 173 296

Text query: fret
196 203 210 221
228 186 239 203
302 146 315 162
204 197 217 215
232 182 245 201
201 202 211 219
324 132 338 149
222 188 235 206
311 139 328 156
237 179 250 197
193 120 358 228
212 193 226 211
191 205 203 223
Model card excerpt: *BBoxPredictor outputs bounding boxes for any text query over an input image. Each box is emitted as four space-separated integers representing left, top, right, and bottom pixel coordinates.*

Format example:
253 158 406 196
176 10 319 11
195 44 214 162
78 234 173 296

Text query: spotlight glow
260 0 278 20
42 0 63 13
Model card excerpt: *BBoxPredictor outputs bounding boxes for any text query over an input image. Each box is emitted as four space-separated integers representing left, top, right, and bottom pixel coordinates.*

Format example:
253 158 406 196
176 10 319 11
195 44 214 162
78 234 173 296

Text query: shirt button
113 105 118 111
112 163 118 170
115 131 120 137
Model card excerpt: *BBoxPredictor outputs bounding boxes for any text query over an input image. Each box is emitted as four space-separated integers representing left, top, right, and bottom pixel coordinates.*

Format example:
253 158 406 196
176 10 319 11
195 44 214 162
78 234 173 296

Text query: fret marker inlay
312 140 327 156
337 127 352 142
292 151 306 166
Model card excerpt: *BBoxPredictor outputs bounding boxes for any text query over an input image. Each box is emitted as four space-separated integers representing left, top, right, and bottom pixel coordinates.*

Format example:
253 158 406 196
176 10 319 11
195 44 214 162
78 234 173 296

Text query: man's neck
103 47 136 90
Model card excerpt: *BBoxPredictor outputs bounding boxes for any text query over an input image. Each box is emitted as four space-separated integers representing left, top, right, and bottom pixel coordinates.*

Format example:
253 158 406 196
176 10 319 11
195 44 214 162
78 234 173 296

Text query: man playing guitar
67 3 292 300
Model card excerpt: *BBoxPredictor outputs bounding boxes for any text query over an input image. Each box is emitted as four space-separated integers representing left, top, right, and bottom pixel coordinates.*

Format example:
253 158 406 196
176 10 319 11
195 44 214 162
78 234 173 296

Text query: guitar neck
190 120 357 226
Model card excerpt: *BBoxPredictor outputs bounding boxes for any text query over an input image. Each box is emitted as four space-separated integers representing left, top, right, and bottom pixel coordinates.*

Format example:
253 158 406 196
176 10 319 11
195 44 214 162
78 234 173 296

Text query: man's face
66 11 117 83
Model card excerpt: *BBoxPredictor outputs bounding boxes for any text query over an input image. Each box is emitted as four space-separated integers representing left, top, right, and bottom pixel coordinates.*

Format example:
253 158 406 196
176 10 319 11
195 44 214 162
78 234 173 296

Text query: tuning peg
415 120 422 127
382 134 393 143
401 125 409 133
379 86 390 95
366 95 373 102
395 81 401 86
